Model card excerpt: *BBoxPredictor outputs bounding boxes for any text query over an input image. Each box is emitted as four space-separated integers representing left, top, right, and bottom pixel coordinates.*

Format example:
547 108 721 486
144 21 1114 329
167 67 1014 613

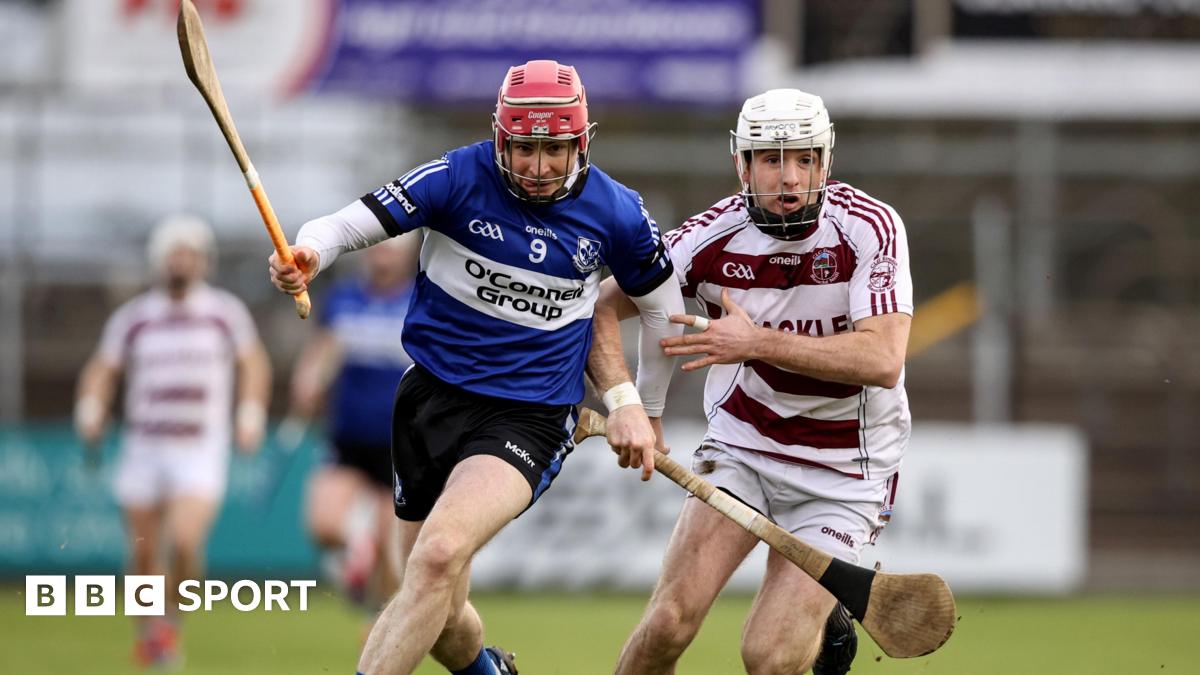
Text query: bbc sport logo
25 575 316 616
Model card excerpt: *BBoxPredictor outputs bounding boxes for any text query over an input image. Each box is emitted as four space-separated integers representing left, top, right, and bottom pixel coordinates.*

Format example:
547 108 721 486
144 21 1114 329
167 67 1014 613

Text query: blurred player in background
590 89 912 675
74 214 271 668
289 233 418 617
269 59 683 675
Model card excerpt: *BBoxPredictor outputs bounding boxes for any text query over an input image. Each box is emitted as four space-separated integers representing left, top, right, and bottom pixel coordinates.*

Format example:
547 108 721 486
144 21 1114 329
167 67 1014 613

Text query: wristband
236 400 267 435
74 396 104 431
602 382 642 412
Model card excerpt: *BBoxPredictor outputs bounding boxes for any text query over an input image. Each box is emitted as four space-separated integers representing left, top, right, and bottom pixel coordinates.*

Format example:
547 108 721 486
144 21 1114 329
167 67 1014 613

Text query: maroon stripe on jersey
747 360 863 399
694 247 855 291
684 230 740 297
826 193 889 256
830 187 898 258
666 196 743 247
845 188 899 257
719 386 860 449
132 420 203 437
740 447 864 479
125 315 235 353
148 386 207 402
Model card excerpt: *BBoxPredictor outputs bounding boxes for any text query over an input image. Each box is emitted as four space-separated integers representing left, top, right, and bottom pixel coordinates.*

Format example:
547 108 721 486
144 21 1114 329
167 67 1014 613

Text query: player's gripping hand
606 404 661 482
663 288 764 372
269 246 319 296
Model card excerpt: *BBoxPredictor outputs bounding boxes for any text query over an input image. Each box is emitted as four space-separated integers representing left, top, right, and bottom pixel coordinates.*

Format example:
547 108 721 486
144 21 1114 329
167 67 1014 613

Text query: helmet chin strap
746 199 821 240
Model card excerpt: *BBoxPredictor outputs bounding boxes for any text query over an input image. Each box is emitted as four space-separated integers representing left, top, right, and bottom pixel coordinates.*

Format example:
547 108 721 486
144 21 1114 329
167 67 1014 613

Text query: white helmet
147 213 215 275
730 89 835 237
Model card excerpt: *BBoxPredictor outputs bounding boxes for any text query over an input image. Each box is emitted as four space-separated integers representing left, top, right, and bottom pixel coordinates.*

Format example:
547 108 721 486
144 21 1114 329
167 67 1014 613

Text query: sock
451 648 498 675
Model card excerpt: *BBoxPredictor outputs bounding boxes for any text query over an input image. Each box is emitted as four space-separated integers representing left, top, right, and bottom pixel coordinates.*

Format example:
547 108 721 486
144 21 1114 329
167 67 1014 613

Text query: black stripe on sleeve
620 255 675 298
360 194 402 237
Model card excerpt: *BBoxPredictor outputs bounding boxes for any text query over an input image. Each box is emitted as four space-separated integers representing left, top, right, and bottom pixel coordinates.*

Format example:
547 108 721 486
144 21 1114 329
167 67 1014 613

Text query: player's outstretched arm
74 353 120 448
663 288 911 388
587 277 658 480
234 341 272 453
288 330 342 421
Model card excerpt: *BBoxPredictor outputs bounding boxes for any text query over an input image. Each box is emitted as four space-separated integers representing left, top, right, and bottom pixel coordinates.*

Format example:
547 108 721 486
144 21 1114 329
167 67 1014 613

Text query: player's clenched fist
269 246 319 295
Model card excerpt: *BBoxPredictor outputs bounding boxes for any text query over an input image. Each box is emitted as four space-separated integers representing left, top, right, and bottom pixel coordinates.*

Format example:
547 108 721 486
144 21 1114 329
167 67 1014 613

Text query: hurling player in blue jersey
269 60 683 675
289 234 418 614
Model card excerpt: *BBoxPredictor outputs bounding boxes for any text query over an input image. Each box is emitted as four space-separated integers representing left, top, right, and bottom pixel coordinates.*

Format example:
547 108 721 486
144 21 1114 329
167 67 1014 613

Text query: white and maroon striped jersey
663 181 912 480
97 284 260 454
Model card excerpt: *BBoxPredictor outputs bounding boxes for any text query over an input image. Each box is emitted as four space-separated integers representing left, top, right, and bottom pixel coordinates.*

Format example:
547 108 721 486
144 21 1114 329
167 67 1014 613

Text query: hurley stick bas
571 406 956 659
177 0 311 319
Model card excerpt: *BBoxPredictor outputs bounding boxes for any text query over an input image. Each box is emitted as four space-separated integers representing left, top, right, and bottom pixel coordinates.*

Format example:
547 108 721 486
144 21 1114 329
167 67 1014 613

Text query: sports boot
484 645 518 675
812 602 857 675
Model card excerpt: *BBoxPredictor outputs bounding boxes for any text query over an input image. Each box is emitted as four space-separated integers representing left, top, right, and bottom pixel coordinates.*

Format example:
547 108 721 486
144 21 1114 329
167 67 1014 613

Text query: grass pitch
1 587 1194 674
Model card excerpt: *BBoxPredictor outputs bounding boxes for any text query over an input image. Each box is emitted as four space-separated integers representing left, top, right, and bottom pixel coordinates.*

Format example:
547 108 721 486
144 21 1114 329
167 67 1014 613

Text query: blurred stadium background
1 0 1198 672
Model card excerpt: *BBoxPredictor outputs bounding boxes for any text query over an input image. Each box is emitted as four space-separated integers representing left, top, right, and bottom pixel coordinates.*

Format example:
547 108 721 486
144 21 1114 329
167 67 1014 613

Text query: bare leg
164 494 221 613
306 465 372 549
373 489 402 601
123 504 165 638
739 549 836 675
615 497 759 675
356 455 531 675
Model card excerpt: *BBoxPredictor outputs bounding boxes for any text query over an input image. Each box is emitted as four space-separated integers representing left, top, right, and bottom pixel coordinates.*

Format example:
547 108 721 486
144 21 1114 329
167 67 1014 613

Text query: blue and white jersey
319 279 414 450
359 141 672 405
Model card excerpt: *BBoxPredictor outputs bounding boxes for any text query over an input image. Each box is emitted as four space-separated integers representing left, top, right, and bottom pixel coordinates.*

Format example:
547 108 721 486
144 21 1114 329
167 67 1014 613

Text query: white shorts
112 441 230 507
691 439 898 564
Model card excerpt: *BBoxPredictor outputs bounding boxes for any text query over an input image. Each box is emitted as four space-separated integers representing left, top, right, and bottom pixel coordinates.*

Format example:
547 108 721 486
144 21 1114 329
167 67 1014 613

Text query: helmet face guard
731 89 835 239
493 60 595 204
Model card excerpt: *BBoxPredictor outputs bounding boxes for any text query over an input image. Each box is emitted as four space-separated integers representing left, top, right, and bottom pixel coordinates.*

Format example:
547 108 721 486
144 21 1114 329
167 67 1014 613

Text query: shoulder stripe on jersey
718 385 860 450
828 185 897 258
402 163 449 188
826 192 890 258
398 158 448 185
845 188 900 258
665 195 743 247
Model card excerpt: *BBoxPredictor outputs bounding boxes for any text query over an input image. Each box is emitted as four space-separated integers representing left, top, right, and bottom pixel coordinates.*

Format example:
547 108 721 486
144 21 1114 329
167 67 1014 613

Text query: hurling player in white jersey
590 89 913 675
75 214 272 668
269 60 683 675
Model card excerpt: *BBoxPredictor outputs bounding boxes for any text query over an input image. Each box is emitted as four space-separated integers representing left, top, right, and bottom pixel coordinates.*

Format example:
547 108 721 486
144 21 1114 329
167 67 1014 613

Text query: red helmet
492 60 596 203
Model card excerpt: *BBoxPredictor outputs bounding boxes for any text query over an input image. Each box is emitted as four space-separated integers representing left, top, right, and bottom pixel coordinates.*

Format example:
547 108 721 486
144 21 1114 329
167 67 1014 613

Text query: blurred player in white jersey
75 214 271 668
289 233 418 617
590 89 912 675
268 60 682 675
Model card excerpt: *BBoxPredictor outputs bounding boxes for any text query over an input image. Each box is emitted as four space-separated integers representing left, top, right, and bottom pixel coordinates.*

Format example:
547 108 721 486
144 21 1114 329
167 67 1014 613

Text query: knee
406 534 470 583
741 630 820 675
130 539 156 568
639 599 705 656
171 535 205 564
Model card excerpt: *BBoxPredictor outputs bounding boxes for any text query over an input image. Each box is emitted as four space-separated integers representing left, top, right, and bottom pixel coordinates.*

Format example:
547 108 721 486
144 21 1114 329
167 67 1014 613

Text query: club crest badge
810 248 838 284
868 255 898 292
572 236 602 273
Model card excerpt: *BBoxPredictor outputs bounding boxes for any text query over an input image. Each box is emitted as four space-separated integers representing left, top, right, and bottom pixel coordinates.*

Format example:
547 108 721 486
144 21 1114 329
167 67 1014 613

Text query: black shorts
391 364 577 521
320 440 393 489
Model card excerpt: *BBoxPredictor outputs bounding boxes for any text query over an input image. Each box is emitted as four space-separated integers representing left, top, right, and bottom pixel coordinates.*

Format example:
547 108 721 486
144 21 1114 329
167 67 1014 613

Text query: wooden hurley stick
572 406 956 658
177 0 311 319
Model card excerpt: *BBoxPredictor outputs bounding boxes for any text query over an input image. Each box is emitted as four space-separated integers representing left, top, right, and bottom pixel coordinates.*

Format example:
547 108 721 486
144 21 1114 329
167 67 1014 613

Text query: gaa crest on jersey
572 236 602 273
810 248 838 284
868 255 898 292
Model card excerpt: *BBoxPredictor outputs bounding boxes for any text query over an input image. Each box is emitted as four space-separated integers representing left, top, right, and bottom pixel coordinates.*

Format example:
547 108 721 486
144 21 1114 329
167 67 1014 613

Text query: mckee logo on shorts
505 440 536 468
